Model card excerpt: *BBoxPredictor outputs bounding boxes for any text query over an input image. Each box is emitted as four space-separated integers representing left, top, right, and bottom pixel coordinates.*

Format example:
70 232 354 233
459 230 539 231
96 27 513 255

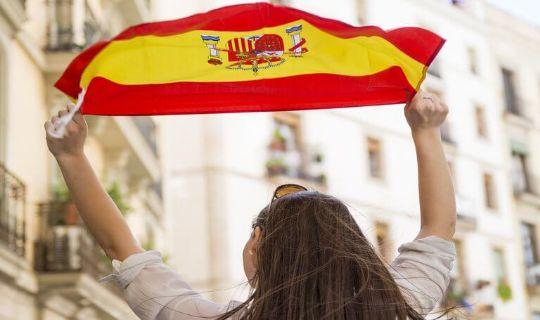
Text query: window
483 173 497 210
468 47 478 75
511 149 531 194
492 248 507 283
443 239 468 307
267 113 304 178
475 105 488 138
357 0 366 25
428 57 442 78
375 222 391 261
427 90 454 144
366 137 383 179
448 239 468 296
521 223 538 268
501 68 521 115
47 1 102 51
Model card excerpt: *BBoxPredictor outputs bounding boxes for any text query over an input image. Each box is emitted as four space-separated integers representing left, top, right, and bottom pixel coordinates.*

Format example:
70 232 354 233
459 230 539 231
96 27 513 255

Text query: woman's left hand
404 90 449 132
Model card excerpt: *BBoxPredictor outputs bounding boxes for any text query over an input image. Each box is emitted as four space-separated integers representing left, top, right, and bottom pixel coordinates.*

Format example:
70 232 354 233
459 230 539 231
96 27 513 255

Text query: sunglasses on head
252 184 308 229
272 183 308 201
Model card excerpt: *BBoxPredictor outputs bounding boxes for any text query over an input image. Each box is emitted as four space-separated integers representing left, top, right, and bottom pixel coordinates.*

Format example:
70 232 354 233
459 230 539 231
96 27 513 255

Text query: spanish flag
55 2 444 115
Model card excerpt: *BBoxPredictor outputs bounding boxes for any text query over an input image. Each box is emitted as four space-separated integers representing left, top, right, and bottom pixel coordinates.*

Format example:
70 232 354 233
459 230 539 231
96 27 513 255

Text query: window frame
501 67 521 116
366 136 384 180
483 172 498 211
474 105 488 139
374 221 391 261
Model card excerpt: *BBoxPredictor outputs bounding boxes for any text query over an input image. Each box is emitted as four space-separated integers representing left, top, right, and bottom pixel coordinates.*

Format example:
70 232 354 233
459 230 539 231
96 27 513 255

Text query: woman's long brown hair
218 191 426 320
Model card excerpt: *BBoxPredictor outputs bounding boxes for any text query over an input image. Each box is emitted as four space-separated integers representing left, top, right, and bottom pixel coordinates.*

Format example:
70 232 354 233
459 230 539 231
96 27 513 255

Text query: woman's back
104 192 455 320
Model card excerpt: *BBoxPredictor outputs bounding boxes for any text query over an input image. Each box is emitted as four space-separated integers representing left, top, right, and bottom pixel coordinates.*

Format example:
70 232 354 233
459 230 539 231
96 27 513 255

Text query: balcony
266 143 326 187
34 201 112 280
0 163 26 258
46 1 104 52
34 201 137 318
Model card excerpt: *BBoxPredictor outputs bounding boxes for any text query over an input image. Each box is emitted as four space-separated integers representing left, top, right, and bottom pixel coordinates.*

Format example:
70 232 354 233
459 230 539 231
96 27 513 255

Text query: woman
44 90 456 319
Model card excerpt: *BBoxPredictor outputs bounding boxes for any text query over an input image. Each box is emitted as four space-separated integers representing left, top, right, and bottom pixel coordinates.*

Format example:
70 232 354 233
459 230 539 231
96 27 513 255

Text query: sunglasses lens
274 184 307 199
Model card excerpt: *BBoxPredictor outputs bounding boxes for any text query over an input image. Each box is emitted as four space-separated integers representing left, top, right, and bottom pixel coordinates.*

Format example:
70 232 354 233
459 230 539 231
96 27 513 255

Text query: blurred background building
0 0 162 319
0 0 539 319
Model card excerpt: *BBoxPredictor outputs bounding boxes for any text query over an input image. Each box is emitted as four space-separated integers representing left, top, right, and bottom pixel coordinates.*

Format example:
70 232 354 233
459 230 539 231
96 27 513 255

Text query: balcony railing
266 145 326 185
132 117 158 157
0 163 26 258
34 202 112 280
46 1 104 52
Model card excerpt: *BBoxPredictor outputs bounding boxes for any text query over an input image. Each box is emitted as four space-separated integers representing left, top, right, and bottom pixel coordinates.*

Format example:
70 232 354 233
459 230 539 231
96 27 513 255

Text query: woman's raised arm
45 106 142 260
405 90 456 241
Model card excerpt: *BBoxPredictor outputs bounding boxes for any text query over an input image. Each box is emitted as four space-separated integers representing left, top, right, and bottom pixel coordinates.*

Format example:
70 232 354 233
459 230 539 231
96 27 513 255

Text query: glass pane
492 248 506 282
520 223 538 267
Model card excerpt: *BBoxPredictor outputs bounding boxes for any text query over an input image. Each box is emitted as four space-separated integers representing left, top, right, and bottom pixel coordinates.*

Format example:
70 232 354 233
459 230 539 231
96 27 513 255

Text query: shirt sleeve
389 236 456 315
101 250 240 320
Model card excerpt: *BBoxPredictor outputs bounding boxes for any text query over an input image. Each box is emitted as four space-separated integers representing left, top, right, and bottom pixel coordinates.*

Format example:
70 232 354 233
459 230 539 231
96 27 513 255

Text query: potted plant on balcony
52 181 131 226
52 182 79 225
497 280 512 302
269 128 287 152
266 157 288 176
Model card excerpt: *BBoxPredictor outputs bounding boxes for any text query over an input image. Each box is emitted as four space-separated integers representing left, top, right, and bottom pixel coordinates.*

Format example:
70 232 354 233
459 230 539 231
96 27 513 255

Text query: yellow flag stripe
81 19 425 89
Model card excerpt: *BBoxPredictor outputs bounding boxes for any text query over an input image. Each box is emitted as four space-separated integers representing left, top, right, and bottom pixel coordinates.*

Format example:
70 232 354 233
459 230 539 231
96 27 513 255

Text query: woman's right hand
44 105 88 160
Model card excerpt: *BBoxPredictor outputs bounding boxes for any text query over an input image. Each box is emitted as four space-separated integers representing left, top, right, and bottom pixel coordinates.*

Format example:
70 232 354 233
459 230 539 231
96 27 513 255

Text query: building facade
158 0 540 319
486 5 540 319
0 0 164 319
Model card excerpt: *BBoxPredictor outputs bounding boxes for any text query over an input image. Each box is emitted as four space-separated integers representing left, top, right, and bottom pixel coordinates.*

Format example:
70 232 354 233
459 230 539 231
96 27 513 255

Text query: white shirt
102 236 455 319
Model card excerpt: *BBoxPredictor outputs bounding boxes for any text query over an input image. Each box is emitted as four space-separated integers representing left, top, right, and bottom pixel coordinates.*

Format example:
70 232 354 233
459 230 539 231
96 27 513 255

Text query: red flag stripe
80 67 414 116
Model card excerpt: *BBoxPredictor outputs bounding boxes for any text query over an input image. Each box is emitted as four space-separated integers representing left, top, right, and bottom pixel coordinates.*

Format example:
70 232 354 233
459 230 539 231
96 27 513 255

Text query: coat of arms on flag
202 24 308 74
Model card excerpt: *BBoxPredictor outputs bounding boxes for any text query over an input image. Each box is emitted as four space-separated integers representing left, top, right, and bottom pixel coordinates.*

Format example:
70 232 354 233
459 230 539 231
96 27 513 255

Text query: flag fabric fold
55 2 445 115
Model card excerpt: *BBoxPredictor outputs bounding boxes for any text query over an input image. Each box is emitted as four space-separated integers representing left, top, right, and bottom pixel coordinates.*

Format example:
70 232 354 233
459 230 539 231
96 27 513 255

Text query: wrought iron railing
132 117 158 157
266 146 326 185
46 0 103 52
0 164 26 258
34 202 112 280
